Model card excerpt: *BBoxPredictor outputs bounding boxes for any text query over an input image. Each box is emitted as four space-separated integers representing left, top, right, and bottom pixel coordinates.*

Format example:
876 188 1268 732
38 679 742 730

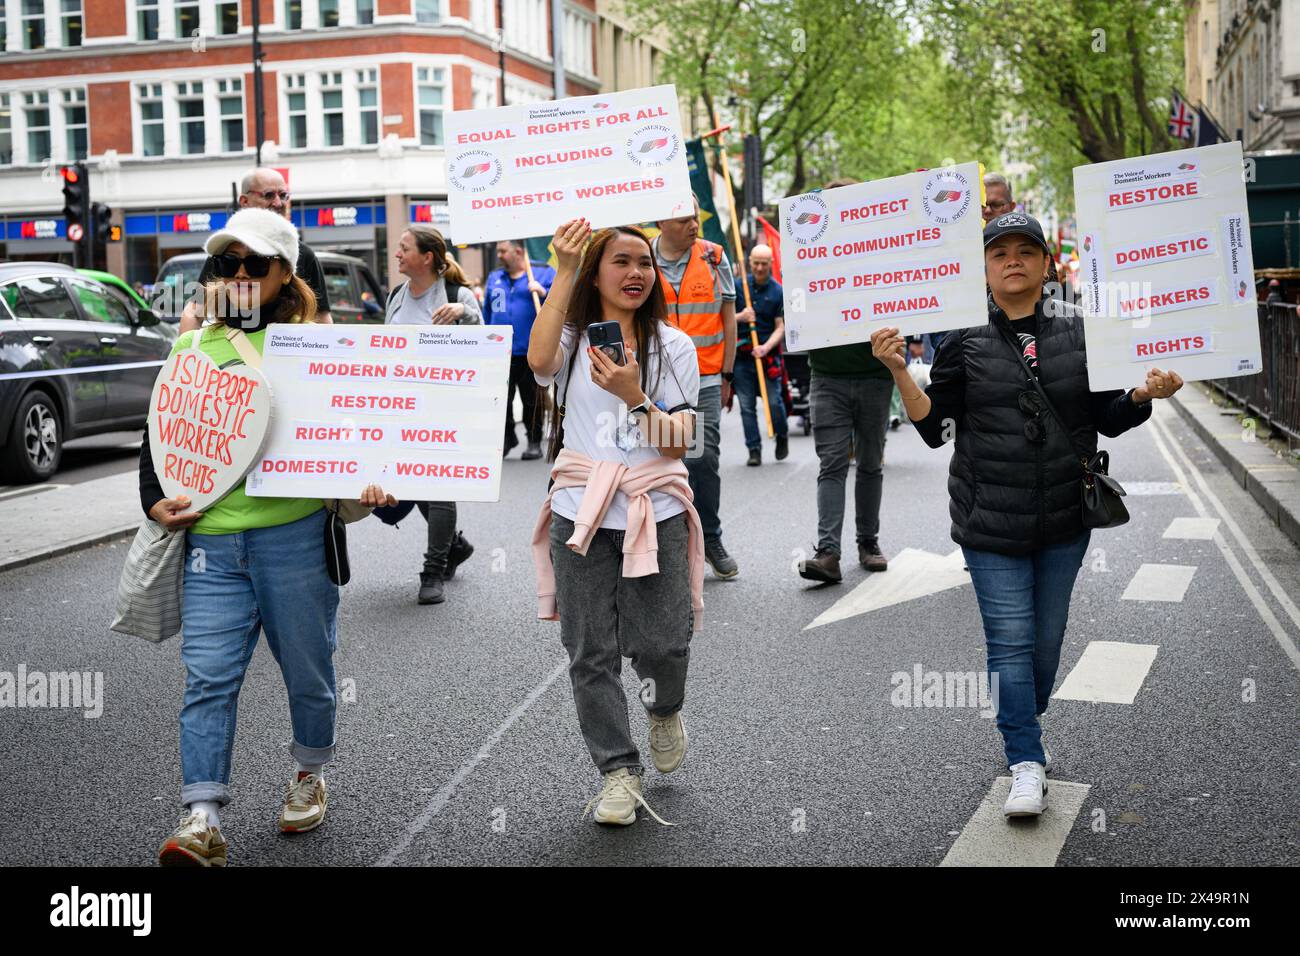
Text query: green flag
686 138 727 247
523 236 555 268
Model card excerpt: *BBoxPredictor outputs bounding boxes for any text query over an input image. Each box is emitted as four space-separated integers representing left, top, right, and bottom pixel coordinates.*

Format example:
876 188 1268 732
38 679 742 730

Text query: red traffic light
61 166 80 184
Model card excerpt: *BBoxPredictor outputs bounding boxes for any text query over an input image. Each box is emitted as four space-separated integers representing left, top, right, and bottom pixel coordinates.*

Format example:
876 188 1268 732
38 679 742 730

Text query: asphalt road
1 400 1297 866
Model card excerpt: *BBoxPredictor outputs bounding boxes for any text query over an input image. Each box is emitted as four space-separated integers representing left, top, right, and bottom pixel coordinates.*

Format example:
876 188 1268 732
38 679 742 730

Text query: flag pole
702 116 774 438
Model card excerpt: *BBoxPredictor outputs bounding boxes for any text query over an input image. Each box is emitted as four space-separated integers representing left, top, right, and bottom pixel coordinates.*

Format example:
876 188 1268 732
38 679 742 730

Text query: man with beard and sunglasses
870 212 1183 822
178 167 331 332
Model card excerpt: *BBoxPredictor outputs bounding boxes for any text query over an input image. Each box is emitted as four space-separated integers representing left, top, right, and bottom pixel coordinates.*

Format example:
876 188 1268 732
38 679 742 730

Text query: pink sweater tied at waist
532 448 705 633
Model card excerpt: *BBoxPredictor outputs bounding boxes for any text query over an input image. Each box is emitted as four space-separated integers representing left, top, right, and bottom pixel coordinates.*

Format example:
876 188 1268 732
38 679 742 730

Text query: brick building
0 0 670 285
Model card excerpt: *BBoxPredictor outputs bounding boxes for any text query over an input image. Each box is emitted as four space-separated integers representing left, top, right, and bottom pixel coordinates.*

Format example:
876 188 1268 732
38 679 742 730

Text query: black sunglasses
213 252 276 279
1018 390 1047 444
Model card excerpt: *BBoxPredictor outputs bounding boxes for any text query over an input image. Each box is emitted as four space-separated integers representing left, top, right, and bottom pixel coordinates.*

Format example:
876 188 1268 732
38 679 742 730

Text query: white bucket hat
205 207 300 273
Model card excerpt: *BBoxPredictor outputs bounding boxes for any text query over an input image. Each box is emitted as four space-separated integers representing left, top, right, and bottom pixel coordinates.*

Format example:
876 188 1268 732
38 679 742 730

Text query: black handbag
324 503 351 585
997 322 1130 530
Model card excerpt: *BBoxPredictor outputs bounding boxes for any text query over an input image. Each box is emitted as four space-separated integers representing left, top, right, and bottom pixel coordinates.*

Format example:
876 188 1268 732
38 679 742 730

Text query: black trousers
505 354 543 445
416 501 456 577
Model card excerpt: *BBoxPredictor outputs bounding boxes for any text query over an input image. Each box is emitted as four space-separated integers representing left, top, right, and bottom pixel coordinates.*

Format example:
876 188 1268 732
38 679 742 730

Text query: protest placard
244 324 512 502
1073 140 1261 391
148 348 273 511
444 85 694 244
777 163 987 351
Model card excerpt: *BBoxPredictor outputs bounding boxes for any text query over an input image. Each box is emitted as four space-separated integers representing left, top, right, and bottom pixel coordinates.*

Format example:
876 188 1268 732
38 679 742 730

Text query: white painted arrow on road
804 547 971 630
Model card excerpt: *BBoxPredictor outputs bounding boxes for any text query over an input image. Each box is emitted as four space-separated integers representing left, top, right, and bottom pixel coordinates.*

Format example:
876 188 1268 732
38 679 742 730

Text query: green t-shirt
808 342 893 380
170 326 323 536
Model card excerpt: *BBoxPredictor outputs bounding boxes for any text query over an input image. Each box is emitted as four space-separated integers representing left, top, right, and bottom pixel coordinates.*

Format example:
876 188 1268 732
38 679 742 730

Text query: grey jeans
550 512 693 775
810 374 892 556
685 382 723 541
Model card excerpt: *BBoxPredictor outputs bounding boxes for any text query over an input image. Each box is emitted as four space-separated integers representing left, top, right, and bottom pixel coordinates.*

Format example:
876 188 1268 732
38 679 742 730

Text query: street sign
66 223 84 243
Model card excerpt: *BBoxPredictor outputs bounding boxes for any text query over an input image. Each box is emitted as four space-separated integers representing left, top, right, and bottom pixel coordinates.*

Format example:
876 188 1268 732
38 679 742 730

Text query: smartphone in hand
587 321 627 366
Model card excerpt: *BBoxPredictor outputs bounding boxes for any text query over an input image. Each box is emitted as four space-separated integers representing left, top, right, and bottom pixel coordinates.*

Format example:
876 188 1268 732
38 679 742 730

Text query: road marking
940 778 1091 867
1121 563 1197 602
1053 641 1159 704
1123 481 1184 496
1162 517 1221 540
0 483 70 502
375 660 568 867
804 547 969 630
1149 408 1300 675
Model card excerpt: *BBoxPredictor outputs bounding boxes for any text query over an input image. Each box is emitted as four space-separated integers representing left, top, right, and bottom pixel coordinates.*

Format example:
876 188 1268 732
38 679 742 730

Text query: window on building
320 0 339 27
217 0 238 34
0 95 12 165
356 0 374 24
175 0 199 39
138 83 164 156
137 0 159 40
469 0 493 35
415 0 440 24
321 71 344 147
61 0 83 46
471 73 496 110
504 0 547 59
218 78 244 153
284 74 307 148
283 0 301 30
63 88 87 161
24 92 51 163
22 0 45 49
357 69 379 145
563 8 594 77
416 67 445 146
1 2 7 52
177 81 205 154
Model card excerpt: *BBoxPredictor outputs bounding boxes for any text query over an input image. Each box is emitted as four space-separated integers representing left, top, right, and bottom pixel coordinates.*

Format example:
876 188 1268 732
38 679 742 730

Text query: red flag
756 214 782 284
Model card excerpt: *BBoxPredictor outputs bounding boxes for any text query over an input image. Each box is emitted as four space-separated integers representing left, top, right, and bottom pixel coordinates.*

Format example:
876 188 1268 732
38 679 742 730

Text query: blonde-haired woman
139 208 396 865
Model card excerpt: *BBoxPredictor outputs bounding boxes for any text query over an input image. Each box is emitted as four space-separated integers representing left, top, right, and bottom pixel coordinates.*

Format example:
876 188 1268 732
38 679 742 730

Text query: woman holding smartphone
528 218 704 826
870 212 1182 819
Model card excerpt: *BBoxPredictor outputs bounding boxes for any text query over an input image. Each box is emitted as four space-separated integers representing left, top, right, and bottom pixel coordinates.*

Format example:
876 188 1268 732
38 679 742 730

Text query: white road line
1149 408 1300 675
0 483 70 502
374 660 568 867
1121 563 1198 603
1123 481 1184 496
939 778 1091 867
805 547 969 629
1162 517 1221 540
1052 641 1159 705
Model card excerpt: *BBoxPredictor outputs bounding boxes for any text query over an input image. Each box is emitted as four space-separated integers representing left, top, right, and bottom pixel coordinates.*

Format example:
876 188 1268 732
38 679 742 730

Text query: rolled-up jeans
179 508 339 807
550 512 693 775
685 382 723 541
962 530 1091 768
810 374 892 556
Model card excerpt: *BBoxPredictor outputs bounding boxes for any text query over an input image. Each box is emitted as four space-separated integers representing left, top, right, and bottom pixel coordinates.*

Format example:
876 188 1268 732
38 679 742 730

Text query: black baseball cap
983 212 1049 253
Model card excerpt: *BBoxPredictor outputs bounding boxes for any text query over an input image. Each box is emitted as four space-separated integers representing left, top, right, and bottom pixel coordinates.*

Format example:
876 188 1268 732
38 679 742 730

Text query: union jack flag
1168 92 1197 141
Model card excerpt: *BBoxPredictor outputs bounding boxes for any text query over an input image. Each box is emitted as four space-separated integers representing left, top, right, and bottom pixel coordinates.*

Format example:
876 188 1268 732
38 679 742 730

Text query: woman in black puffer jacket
871 212 1184 820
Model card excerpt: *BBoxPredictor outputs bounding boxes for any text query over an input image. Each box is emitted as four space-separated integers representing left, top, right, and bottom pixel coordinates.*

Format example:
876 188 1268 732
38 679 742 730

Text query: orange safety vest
659 239 727 375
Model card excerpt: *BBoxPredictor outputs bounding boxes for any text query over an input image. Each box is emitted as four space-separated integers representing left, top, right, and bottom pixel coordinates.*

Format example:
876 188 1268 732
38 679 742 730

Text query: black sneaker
747 448 761 467
704 538 739 579
521 442 543 460
418 573 445 605
858 539 888 572
444 532 474 580
775 435 789 461
504 429 519 457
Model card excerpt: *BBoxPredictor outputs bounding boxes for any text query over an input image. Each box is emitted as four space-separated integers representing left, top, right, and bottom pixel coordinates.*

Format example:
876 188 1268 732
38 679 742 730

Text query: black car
0 261 177 483
154 250 388 323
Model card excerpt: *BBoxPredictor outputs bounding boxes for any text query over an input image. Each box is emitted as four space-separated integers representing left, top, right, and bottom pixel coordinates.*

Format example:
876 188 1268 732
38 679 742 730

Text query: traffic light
92 202 114 244
60 163 90 266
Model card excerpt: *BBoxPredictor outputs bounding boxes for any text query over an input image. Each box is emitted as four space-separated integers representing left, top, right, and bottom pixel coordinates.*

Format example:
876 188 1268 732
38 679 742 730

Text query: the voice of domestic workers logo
921 168 973 225
785 193 831 245
449 149 504 192
625 124 680 167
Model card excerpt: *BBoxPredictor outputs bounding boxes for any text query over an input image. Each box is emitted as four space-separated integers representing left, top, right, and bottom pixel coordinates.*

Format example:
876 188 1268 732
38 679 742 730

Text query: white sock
296 762 324 780
189 800 221 829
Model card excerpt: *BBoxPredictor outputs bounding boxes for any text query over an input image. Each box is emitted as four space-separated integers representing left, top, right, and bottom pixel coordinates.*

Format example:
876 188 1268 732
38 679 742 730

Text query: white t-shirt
535 322 700 530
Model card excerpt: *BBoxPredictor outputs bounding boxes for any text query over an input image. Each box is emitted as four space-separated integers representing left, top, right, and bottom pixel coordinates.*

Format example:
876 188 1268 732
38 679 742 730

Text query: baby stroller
783 351 812 435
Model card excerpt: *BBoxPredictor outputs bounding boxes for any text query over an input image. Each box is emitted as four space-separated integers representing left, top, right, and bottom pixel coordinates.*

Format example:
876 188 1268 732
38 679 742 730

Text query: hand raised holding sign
1132 367 1184 404
553 218 591 274
148 494 205 531
359 483 398 508
870 326 908 374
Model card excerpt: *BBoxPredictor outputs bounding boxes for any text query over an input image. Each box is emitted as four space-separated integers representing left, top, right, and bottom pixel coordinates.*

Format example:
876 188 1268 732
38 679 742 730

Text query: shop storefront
1 214 75 264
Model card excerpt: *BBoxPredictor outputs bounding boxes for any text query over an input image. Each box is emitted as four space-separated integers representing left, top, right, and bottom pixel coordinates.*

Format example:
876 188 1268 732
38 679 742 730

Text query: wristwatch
628 399 652 417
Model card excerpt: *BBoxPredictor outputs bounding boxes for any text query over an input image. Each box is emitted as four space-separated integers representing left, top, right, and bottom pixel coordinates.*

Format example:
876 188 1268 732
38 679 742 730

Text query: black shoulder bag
996 322 1130 530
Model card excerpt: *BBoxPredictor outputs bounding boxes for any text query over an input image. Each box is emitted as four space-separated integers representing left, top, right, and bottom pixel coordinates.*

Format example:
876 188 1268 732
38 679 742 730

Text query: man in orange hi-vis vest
654 197 740 579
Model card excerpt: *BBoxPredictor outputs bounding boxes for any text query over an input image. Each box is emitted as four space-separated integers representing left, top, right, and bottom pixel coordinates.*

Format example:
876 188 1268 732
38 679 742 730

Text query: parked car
154 250 387 324
0 261 176 483
78 268 162 321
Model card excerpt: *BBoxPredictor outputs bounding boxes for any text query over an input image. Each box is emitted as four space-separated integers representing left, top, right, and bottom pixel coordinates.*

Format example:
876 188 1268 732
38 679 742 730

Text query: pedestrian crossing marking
1053 641 1159 705
1121 563 1198 602
940 779 1091 867
1162 517 1221 540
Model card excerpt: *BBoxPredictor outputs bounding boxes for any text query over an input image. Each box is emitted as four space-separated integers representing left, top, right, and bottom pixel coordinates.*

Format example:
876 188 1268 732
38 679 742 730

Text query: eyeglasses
1018 390 1047 444
213 252 276 279
249 189 290 203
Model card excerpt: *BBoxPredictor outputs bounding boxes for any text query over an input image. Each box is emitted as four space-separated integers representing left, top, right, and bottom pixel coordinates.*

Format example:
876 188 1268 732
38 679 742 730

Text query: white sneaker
647 710 687 773
1042 737 1052 774
583 769 674 827
1004 761 1047 817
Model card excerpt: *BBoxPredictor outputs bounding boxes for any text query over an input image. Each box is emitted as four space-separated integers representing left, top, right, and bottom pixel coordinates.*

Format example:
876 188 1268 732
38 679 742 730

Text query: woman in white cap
871 212 1183 821
138 207 397 866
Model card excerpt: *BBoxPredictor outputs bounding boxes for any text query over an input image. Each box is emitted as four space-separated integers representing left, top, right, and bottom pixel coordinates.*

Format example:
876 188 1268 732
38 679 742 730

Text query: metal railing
1209 302 1300 446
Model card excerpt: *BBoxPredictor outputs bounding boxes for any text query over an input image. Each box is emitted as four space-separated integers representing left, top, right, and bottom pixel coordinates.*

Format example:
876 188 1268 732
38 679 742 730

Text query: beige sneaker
279 772 328 833
158 808 227 867
583 769 675 827
648 710 688 773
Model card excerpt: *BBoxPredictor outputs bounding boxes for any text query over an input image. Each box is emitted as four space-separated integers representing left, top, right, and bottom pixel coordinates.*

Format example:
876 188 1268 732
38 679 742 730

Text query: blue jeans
732 352 787 451
686 382 723 541
962 530 1091 768
179 508 340 807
